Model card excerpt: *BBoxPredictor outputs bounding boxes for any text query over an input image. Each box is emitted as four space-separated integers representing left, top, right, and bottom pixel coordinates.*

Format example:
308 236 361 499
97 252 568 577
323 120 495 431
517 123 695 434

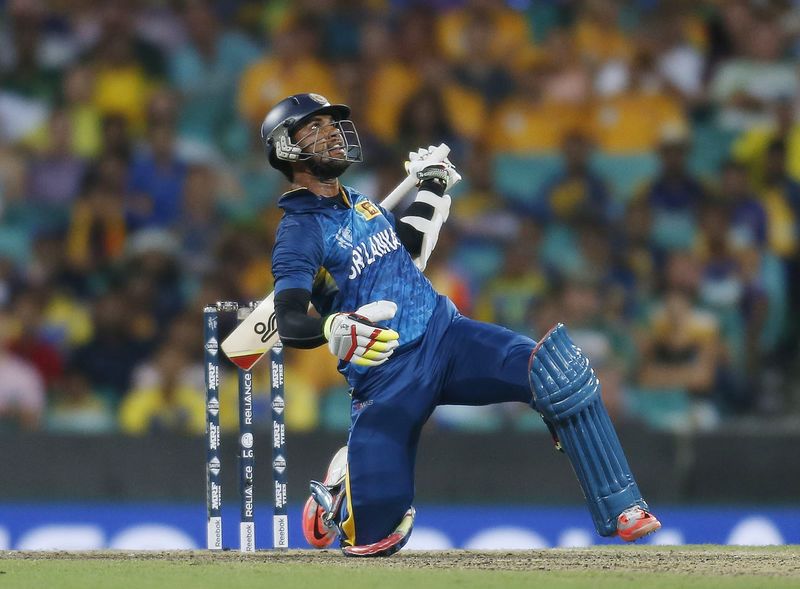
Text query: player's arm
275 289 399 365
272 215 399 365
395 147 461 270
274 288 326 349
272 215 328 349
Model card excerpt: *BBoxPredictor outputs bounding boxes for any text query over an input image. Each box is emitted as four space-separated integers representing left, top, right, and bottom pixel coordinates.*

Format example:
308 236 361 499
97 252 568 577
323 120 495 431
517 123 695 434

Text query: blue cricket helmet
260 93 361 177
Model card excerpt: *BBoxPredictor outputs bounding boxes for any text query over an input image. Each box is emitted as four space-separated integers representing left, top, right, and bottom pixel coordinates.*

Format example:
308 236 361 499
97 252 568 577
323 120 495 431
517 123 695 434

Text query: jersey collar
278 185 355 212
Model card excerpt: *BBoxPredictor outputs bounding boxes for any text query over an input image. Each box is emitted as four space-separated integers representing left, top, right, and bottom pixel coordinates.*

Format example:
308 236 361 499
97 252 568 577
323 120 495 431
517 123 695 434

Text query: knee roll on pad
529 324 646 536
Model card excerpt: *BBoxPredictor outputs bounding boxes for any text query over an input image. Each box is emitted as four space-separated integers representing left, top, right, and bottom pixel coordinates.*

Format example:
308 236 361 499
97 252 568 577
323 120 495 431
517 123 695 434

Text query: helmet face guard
273 118 362 164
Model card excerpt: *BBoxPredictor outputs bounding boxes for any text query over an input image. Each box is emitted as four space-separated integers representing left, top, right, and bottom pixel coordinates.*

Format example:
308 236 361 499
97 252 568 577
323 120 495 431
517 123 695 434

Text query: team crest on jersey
355 200 381 221
309 93 327 104
334 225 353 249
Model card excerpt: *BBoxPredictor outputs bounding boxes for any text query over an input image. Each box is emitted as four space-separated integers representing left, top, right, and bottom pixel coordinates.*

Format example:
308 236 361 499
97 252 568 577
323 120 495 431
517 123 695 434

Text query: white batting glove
323 300 400 367
405 146 461 192
410 146 454 167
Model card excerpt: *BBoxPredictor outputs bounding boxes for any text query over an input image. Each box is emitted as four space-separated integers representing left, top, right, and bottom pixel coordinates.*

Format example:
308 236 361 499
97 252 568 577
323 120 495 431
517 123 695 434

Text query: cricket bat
220 143 451 370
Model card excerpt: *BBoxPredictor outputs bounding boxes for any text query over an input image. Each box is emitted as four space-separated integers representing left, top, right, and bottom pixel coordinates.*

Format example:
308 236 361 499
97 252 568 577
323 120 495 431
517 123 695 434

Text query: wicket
204 301 288 552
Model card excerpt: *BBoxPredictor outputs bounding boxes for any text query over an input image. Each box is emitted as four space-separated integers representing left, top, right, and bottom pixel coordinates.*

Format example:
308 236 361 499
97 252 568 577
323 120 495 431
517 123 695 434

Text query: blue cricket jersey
271 185 440 383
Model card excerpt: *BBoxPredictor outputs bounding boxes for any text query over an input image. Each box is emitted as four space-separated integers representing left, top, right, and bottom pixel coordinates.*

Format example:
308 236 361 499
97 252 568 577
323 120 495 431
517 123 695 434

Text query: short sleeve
272 213 325 293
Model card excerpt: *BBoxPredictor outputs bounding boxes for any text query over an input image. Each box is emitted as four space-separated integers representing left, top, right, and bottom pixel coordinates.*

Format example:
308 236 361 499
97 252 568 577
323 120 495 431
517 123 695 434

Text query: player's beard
308 156 351 180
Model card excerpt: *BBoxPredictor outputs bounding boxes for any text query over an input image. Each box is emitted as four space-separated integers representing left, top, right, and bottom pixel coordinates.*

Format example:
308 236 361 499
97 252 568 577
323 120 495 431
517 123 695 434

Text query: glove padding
399 190 451 271
405 146 461 192
323 301 400 367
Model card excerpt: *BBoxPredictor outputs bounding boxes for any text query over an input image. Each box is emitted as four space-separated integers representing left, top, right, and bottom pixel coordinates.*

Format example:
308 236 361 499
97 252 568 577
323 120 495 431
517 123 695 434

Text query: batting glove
323 300 400 367
405 146 461 192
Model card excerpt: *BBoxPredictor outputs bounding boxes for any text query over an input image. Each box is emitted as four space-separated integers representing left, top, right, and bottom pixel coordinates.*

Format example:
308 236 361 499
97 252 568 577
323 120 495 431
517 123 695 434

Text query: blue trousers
341 296 534 545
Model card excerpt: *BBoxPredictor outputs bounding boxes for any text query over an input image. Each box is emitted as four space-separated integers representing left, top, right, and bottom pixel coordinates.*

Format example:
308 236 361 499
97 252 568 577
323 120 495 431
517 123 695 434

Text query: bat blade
220 293 279 370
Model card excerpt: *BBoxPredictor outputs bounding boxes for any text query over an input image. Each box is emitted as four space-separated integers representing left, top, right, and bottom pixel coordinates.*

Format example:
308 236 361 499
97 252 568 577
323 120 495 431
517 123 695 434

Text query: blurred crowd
1 0 800 436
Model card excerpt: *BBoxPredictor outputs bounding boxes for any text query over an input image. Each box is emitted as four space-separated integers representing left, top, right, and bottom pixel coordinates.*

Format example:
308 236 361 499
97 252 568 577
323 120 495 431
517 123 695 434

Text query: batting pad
529 324 647 536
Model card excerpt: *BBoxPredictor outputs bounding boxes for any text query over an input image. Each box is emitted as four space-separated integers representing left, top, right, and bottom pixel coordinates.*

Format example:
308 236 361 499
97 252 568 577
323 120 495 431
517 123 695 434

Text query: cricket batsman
263 93 661 556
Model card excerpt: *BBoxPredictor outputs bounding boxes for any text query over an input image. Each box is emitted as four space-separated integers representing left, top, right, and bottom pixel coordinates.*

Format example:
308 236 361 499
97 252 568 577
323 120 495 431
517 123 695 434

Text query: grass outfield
1 546 799 589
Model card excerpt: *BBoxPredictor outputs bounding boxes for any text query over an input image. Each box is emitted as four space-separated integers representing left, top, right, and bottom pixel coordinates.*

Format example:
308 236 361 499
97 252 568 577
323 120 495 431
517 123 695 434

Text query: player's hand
405 146 461 192
323 300 400 367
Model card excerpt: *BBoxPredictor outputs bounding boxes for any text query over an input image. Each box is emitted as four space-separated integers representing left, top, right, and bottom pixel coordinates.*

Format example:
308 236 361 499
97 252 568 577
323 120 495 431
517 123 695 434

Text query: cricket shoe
302 446 348 549
616 506 661 542
342 507 415 557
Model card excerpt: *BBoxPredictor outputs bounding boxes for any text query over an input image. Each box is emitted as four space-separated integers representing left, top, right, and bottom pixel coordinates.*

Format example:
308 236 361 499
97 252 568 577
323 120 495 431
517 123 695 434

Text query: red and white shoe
616 506 661 542
303 495 338 548
302 446 348 549
342 507 415 557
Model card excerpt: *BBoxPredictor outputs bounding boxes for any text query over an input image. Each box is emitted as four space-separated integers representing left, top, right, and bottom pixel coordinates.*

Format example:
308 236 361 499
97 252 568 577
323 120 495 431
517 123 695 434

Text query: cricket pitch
2 545 798 589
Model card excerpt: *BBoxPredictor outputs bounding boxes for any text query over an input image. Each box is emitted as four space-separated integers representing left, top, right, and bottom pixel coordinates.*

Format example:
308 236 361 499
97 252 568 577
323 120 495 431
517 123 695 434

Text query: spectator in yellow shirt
757 139 800 260
238 13 341 124
119 345 205 435
437 0 537 72
449 9 517 106
537 131 611 223
490 61 585 153
637 285 722 398
86 0 169 134
62 65 103 159
91 35 154 134
733 98 800 189
572 0 634 67
66 156 128 275
475 235 547 332
358 9 487 143
25 65 102 159
590 51 686 153
356 18 422 142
